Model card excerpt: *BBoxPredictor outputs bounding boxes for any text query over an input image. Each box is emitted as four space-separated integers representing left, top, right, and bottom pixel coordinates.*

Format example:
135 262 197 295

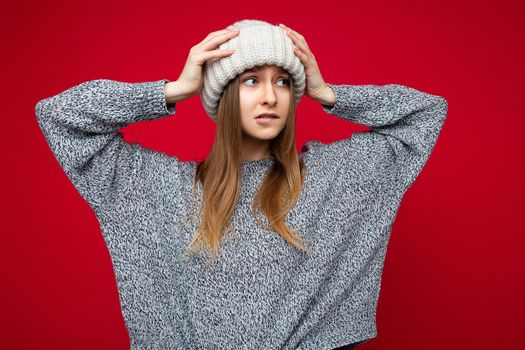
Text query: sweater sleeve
320 83 448 195
35 78 180 211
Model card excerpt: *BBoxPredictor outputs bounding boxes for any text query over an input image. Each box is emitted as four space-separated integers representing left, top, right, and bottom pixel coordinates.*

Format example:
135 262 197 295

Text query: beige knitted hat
200 19 306 122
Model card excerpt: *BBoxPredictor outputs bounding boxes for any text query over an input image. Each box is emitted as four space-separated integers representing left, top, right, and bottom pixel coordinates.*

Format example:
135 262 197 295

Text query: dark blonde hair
183 64 310 266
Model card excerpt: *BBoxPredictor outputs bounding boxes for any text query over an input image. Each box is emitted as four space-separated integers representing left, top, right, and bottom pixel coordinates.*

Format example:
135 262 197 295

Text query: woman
35 19 448 350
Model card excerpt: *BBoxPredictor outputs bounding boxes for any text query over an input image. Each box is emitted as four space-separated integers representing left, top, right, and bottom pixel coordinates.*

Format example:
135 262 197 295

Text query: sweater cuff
321 83 346 116
131 79 176 120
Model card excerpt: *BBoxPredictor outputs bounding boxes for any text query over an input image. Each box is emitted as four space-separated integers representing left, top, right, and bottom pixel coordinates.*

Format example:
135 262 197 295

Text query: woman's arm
164 80 196 105
319 83 448 195
35 79 182 211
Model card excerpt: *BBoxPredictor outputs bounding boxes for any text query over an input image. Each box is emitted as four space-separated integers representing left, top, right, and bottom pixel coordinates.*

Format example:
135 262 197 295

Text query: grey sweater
35 78 448 350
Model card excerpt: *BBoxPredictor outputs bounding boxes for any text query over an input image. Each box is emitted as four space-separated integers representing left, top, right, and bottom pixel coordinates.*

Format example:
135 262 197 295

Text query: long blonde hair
183 66 310 265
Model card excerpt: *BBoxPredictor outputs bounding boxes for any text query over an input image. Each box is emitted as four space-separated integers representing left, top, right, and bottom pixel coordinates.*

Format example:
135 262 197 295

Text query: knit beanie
200 19 306 122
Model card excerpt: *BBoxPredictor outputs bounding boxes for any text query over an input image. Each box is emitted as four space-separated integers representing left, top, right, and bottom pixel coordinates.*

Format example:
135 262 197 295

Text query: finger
292 46 308 63
205 28 237 40
199 48 235 63
280 24 304 39
292 32 309 50
285 30 311 54
283 26 308 46
287 27 305 40
199 30 240 51
194 28 237 51
201 29 238 45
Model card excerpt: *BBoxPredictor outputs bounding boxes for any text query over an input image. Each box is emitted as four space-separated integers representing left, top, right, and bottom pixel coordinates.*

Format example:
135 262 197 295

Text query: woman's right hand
172 27 240 102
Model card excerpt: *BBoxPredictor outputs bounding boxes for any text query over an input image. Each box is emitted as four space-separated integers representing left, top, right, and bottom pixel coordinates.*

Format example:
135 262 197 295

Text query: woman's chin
244 128 282 141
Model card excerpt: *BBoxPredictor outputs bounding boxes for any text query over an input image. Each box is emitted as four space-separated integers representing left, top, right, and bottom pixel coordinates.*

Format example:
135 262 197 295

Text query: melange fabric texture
35 78 448 350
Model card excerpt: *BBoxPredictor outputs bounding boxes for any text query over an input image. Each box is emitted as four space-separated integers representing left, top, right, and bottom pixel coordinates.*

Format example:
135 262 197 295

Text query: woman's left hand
279 24 334 105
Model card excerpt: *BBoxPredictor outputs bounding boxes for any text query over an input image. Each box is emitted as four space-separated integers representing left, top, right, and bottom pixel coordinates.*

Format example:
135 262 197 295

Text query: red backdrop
2 0 523 349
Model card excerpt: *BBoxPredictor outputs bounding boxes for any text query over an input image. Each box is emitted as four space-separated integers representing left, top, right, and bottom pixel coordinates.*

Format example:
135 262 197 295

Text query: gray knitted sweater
35 78 448 350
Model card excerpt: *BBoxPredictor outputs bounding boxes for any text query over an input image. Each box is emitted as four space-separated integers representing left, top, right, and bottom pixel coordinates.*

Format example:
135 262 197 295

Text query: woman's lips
256 113 279 119
255 117 279 124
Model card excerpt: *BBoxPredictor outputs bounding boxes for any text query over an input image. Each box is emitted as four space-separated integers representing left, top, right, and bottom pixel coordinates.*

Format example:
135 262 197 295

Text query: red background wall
2 0 523 348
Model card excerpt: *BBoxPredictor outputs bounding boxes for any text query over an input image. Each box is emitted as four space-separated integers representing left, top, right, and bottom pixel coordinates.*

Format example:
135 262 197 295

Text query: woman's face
238 64 291 141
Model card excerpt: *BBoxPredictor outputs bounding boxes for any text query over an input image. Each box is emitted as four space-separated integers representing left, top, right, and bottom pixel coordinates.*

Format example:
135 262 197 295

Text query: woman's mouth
256 117 279 124
256 113 279 119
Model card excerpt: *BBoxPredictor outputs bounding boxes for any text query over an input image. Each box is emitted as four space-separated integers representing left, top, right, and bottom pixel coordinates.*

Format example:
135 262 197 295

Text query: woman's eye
242 78 290 86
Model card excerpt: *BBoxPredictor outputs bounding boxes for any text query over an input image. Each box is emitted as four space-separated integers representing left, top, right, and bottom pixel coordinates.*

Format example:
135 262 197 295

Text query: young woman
35 19 448 350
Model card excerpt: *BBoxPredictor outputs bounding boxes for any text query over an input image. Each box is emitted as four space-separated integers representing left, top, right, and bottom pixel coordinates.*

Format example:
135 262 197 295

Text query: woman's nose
261 83 277 105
